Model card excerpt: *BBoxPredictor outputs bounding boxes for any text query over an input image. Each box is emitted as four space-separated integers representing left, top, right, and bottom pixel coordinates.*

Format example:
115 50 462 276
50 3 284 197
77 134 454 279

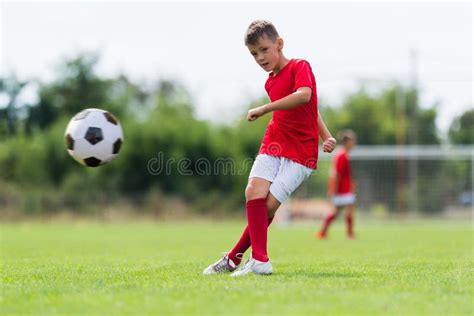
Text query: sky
1 1 472 132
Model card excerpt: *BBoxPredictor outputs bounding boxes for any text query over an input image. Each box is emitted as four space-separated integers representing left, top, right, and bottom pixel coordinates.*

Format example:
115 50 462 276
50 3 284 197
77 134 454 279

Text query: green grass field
1 220 472 315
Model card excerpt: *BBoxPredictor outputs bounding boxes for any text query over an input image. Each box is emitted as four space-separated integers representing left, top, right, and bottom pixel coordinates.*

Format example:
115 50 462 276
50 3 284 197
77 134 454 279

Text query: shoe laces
212 256 230 273
212 252 236 273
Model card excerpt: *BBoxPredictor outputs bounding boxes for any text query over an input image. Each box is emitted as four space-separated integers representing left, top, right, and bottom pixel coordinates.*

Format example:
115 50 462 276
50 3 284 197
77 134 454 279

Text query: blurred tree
449 109 474 144
0 75 28 137
321 85 439 145
26 53 112 132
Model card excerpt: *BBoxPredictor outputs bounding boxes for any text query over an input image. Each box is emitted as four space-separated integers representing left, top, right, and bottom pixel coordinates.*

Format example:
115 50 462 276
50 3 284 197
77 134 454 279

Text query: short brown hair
338 129 357 144
245 20 279 45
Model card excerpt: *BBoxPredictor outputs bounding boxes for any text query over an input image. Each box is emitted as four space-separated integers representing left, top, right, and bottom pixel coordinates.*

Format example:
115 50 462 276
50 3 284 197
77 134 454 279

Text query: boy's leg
248 157 307 258
266 193 281 218
228 193 280 264
204 155 280 275
229 154 280 266
318 206 342 238
228 216 274 265
203 190 278 275
232 157 312 277
245 177 272 262
346 204 355 238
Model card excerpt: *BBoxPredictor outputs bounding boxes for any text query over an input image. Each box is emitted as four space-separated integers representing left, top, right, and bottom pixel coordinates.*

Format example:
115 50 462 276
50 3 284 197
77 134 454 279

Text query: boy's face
345 138 356 151
247 35 283 72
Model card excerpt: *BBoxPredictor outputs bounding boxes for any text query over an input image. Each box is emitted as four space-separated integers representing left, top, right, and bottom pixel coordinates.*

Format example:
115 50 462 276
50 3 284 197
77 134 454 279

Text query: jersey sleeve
293 60 313 91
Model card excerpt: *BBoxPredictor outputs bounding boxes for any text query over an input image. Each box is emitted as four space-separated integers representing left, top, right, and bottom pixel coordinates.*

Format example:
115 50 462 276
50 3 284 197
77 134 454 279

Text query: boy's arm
246 87 337 152
328 154 342 197
327 172 338 198
318 110 337 153
247 87 311 121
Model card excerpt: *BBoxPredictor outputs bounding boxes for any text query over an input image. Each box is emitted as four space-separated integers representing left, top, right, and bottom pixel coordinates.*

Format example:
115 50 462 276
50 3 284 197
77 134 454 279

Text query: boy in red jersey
203 20 336 276
317 130 357 240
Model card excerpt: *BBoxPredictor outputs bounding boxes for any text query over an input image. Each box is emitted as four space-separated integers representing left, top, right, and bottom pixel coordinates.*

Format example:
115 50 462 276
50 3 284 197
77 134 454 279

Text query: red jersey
259 59 319 169
331 149 352 194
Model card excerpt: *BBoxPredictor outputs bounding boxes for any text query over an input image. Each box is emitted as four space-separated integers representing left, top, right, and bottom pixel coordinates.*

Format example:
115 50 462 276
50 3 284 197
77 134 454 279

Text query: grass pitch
1 220 472 315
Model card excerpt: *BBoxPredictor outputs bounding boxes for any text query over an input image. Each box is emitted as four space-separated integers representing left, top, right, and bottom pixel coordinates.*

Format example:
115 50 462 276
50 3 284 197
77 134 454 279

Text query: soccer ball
64 108 124 167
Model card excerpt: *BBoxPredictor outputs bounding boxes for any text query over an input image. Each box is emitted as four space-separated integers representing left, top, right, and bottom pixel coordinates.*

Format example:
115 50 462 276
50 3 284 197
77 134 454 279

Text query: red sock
245 198 269 262
346 212 354 236
228 216 274 265
321 213 336 235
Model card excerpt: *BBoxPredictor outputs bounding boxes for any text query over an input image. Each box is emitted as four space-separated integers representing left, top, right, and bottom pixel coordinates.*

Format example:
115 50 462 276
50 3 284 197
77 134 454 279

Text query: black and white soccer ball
65 108 124 167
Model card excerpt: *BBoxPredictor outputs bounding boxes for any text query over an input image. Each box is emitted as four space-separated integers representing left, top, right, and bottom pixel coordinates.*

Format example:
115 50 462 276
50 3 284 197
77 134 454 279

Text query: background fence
293 145 473 217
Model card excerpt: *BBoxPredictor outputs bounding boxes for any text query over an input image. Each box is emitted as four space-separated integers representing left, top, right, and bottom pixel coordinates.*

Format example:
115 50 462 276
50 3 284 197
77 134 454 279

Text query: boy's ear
277 37 284 50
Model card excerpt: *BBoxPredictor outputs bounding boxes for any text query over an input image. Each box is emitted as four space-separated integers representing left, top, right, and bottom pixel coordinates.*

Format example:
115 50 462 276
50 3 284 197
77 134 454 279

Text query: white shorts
249 154 313 203
332 193 356 207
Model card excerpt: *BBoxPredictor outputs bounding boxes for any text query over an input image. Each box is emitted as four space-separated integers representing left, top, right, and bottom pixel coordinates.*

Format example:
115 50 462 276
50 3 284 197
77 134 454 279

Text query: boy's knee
332 207 343 218
245 183 266 201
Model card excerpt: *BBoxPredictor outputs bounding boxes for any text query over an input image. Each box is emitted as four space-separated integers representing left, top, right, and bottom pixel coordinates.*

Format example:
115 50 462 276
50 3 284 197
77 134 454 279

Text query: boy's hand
247 105 267 121
323 137 337 153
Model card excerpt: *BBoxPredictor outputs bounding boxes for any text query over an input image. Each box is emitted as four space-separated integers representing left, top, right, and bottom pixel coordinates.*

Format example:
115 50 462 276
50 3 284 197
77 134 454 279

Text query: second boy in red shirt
317 130 357 239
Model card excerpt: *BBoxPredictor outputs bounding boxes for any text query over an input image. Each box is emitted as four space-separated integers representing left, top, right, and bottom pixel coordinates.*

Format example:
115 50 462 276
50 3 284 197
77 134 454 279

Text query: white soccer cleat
230 257 272 277
202 254 238 275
